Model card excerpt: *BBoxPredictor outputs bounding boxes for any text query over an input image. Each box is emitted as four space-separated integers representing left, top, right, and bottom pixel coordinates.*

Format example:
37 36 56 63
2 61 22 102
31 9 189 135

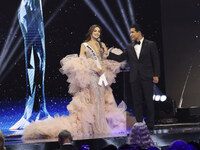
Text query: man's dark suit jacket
108 39 160 82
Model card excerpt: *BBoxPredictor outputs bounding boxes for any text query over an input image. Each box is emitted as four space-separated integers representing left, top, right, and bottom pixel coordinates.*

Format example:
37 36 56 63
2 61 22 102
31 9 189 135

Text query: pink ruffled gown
22 47 127 139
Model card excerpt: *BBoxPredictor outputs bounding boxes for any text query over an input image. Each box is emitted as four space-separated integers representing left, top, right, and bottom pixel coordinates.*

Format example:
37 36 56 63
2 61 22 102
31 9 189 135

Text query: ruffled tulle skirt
22 53 127 139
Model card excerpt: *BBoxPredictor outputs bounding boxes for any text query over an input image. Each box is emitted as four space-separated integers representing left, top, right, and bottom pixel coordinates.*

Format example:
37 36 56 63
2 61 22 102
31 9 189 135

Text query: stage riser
176 108 200 123
151 132 200 147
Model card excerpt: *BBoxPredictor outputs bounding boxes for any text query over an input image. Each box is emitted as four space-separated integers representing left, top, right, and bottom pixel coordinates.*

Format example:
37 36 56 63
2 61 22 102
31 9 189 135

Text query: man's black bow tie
134 41 141 45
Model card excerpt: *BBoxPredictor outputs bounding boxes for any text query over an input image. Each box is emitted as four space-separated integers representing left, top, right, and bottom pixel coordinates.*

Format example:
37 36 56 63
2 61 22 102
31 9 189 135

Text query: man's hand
153 76 159 84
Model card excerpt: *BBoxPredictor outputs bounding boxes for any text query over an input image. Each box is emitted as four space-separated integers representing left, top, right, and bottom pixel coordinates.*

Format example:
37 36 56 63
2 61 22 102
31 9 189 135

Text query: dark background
161 0 200 107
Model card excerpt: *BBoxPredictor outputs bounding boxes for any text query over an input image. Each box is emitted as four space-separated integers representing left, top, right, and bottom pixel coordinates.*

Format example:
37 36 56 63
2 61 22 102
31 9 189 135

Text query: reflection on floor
0 98 70 130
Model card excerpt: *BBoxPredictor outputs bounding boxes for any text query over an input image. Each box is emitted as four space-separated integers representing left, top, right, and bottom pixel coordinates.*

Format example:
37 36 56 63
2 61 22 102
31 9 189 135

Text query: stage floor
3 122 200 150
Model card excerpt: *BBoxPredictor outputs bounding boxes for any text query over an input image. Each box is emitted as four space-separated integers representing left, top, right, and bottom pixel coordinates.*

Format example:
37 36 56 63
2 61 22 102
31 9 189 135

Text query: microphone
97 38 104 52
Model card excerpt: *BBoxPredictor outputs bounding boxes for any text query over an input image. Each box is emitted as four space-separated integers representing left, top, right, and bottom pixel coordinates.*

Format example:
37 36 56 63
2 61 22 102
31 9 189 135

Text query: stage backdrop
161 0 200 108
0 0 163 130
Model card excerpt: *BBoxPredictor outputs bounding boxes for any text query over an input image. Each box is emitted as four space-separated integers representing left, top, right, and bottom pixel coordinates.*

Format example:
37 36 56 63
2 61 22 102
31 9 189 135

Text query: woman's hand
101 42 108 56
97 68 104 76
100 48 104 54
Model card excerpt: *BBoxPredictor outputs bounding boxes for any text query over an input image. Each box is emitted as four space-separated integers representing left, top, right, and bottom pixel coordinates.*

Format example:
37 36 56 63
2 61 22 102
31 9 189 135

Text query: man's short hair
130 24 143 34
58 130 72 142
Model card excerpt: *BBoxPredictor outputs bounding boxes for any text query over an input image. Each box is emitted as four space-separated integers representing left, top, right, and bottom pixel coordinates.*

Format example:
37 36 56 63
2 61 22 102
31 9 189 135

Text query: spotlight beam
0 0 48 68
0 29 34 78
116 0 131 41
127 0 135 25
0 50 24 83
0 13 18 68
0 36 23 78
45 0 69 27
101 0 129 45
0 26 19 66
84 0 126 49
0 0 70 82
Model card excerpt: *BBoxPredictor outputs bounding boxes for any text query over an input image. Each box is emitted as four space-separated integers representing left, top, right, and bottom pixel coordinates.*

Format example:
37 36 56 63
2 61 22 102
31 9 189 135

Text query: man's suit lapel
131 43 138 60
139 39 147 60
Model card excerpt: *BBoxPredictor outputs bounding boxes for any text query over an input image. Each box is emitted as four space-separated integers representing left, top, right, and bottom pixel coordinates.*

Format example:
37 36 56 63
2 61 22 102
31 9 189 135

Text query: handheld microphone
97 38 104 52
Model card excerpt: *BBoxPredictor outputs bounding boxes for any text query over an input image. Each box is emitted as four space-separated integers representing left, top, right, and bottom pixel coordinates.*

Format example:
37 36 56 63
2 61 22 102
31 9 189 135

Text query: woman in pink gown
22 24 127 139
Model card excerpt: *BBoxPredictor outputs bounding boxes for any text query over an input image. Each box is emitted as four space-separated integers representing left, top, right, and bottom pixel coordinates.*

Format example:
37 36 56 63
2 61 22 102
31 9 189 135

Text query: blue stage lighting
0 50 24 84
0 0 69 83
0 37 23 81
45 0 69 27
116 0 131 41
127 0 135 25
0 14 19 70
0 0 47 72
84 0 126 49
101 0 129 46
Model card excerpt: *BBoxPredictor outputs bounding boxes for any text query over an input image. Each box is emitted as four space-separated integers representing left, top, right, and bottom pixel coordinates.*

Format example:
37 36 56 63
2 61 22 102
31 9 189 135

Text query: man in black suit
108 24 160 129
58 130 78 150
